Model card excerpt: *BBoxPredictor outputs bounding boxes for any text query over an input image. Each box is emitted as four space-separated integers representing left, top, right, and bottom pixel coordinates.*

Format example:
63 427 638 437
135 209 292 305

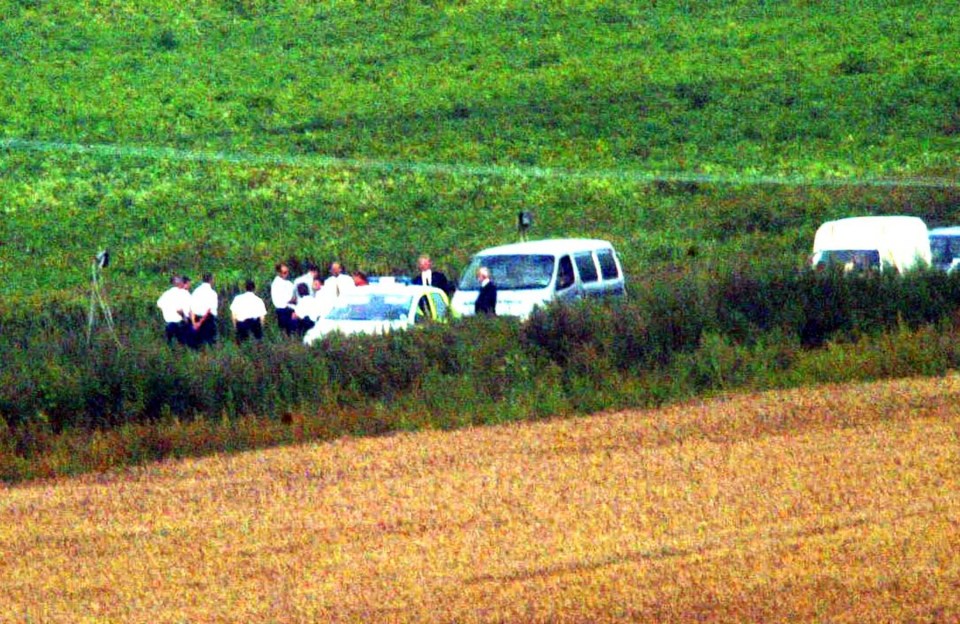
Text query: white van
450 238 626 318
928 226 960 272
810 216 931 274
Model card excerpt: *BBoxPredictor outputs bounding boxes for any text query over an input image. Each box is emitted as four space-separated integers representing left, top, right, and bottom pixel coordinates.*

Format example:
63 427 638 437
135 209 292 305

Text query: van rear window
597 250 620 280
931 236 960 266
574 253 599 283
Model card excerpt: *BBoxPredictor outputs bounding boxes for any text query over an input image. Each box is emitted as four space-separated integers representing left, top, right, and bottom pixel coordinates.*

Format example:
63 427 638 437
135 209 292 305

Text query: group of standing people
156 273 232 348
270 261 370 336
157 260 381 346
158 254 496 346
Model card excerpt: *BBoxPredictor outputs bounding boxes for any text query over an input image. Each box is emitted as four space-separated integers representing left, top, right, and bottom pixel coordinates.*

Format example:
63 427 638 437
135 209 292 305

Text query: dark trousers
190 315 217 348
236 318 263 343
165 321 186 345
297 317 315 336
276 308 294 335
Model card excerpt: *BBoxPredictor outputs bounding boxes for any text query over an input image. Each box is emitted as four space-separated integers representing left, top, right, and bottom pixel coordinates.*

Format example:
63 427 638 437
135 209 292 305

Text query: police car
303 283 450 345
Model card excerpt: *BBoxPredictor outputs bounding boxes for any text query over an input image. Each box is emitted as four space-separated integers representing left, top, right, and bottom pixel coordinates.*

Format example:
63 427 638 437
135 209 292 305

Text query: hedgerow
5 266 960 481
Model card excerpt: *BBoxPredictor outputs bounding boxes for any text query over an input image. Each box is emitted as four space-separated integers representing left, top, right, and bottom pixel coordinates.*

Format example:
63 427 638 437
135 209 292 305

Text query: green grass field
2 0 959 305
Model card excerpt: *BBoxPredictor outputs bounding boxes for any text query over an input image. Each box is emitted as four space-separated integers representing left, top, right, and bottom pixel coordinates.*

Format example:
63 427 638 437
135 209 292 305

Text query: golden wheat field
2 375 959 623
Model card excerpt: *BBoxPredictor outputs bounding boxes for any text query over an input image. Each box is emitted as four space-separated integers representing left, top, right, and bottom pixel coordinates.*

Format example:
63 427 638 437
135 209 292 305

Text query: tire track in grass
2 137 959 189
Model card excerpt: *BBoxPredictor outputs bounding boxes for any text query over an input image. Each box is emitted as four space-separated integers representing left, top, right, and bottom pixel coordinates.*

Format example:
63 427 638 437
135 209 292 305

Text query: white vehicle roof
471 238 616 256
929 226 960 237
332 282 446 299
813 216 928 250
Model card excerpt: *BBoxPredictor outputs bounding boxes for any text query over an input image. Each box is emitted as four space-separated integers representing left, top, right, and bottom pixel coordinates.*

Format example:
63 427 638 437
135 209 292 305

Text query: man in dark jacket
474 266 497 316
411 254 451 295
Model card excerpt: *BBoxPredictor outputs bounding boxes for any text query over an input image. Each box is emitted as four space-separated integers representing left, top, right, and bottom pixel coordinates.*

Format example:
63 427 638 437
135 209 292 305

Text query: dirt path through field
3 376 959 622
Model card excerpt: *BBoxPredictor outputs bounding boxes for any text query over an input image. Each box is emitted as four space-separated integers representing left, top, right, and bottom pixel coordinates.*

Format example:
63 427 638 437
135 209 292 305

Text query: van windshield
458 254 555 290
930 236 960 266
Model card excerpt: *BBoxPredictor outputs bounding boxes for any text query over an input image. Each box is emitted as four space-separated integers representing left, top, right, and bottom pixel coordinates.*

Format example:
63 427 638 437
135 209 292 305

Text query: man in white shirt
312 275 337 319
271 262 296 335
230 279 268 343
190 273 219 348
293 263 320 301
156 275 192 345
325 261 355 297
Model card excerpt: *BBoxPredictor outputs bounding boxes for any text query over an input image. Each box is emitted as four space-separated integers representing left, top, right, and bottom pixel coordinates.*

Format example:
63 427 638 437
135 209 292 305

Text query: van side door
555 255 578 301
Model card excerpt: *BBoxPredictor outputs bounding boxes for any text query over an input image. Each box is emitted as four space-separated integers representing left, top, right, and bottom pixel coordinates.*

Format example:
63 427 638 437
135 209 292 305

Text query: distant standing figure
412 254 451 295
474 266 497 316
157 275 191 345
325 261 355 297
190 273 219 348
271 262 296 334
230 279 268 343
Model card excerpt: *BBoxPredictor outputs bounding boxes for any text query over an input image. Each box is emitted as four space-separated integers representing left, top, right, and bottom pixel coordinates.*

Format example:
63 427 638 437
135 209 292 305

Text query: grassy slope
2 1 957 171
1 1 959 305
2 375 958 621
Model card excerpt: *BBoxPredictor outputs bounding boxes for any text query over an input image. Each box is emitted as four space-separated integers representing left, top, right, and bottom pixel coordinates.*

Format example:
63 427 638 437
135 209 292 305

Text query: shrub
523 300 611 368
156 29 179 51
458 315 529 401
837 50 878 75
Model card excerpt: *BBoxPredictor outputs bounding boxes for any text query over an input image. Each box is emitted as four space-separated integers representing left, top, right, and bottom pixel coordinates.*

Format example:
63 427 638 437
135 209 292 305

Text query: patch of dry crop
2 375 959 622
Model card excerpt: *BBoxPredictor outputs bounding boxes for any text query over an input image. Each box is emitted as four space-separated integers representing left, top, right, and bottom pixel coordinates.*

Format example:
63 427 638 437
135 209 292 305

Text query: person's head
307 263 319 277
171 275 183 287
181 276 192 289
476 266 490 282
276 263 290 278
245 279 256 292
417 255 432 272
312 276 323 292
330 262 343 276
353 271 368 286
203 272 214 285
296 283 310 297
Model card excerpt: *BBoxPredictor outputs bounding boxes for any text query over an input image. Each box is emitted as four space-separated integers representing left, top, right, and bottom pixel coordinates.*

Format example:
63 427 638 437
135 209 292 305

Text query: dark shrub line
4 266 960 481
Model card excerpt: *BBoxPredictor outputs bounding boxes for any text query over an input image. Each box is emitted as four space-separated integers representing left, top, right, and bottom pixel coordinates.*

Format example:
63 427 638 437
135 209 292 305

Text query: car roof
472 238 615 256
339 283 446 297
816 216 927 231
929 226 960 236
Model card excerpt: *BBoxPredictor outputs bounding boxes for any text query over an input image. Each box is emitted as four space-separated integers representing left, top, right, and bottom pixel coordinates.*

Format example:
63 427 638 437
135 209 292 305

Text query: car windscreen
930 236 960 265
325 293 413 321
458 254 555 291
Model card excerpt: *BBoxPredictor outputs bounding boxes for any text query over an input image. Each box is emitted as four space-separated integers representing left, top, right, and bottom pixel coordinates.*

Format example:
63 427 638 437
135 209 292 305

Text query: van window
457 254 555 290
597 249 620 280
574 253 599 283
931 236 960 266
557 256 575 290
